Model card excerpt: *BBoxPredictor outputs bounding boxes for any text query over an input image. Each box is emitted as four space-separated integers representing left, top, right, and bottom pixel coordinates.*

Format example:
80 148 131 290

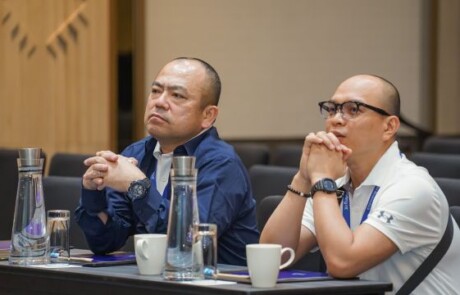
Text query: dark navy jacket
75 127 259 265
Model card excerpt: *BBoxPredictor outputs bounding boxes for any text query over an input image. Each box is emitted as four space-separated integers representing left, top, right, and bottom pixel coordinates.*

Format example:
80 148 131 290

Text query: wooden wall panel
0 0 115 159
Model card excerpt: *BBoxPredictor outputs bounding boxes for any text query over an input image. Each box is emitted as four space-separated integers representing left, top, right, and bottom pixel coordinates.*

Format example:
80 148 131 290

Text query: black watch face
129 179 150 200
322 179 337 191
133 184 146 196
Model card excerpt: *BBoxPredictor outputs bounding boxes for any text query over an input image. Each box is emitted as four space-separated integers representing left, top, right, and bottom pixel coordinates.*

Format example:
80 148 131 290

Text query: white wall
145 0 431 139
436 0 460 134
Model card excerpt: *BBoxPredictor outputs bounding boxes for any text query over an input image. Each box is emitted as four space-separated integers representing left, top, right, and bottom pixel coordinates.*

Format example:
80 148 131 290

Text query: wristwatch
309 178 338 198
127 178 151 201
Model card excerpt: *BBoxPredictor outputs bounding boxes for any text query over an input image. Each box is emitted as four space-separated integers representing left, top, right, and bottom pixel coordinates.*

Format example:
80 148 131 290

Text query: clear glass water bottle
9 148 49 265
163 156 203 280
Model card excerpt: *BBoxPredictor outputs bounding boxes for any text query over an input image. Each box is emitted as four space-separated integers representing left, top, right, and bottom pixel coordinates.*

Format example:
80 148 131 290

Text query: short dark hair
370 75 401 117
174 57 221 106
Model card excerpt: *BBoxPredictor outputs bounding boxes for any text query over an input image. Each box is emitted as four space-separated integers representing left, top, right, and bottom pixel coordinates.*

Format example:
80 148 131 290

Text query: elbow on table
325 258 362 279
88 243 111 255
86 236 121 255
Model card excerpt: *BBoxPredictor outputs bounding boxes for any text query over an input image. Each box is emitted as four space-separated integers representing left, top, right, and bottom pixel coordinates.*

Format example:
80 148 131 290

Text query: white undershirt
153 144 172 195
152 127 212 194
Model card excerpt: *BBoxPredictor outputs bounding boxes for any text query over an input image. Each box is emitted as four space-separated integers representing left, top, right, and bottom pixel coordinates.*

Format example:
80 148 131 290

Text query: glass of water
194 223 217 278
47 210 70 263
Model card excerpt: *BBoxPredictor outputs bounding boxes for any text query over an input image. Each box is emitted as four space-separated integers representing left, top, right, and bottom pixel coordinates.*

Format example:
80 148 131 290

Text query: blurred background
1 0 459 160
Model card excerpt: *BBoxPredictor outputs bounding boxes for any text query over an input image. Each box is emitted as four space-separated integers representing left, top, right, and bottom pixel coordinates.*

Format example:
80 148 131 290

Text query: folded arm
76 149 165 254
306 133 397 277
75 185 168 254
312 191 398 277
260 133 323 262
260 172 318 264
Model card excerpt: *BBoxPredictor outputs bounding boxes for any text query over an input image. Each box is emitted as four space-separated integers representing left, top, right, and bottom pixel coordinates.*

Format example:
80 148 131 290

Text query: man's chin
146 126 167 137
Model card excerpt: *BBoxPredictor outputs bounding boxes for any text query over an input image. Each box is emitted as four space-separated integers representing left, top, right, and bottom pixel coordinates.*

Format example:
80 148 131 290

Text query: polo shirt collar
336 141 401 188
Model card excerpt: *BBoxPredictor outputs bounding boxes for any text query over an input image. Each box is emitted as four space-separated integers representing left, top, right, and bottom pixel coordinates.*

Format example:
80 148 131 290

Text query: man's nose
154 93 169 108
330 108 346 122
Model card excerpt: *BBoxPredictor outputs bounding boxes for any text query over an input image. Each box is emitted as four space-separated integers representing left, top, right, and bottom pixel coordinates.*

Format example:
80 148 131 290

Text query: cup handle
279 247 295 270
136 239 149 260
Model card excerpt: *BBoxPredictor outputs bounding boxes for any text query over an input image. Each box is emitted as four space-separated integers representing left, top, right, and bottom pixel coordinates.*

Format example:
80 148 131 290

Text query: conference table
0 261 392 295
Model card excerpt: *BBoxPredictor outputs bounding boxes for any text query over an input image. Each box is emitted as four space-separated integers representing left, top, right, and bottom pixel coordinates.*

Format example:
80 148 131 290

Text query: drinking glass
47 210 70 263
194 223 217 278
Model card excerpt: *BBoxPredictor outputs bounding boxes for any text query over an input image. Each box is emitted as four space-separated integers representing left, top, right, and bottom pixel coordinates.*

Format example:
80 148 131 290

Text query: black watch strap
310 178 343 198
287 180 344 199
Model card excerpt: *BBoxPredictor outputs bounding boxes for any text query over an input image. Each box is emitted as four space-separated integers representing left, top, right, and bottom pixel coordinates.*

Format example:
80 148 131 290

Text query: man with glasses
261 74 460 294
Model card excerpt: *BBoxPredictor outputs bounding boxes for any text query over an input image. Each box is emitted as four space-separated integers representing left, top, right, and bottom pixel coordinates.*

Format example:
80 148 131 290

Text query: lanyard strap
342 186 380 227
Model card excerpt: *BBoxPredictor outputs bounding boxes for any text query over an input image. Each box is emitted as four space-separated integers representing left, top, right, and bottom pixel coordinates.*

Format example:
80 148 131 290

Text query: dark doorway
117 0 134 152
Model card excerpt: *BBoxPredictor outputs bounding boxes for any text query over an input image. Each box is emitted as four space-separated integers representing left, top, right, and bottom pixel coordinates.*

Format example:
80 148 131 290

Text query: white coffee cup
246 244 295 288
134 234 167 275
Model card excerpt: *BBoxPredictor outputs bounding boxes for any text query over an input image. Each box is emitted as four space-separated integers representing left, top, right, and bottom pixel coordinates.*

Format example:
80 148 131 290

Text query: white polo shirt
302 141 460 294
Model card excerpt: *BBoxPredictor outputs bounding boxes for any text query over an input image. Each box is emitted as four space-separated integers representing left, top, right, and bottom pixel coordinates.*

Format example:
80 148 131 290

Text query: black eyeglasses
318 100 391 120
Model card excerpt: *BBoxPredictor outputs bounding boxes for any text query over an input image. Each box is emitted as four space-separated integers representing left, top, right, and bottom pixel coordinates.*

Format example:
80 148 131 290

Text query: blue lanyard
342 186 380 227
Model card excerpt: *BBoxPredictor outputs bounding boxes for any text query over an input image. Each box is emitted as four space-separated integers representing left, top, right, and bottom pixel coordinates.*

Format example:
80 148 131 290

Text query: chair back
0 148 19 240
257 195 283 232
43 176 88 249
435 178 460 207
423 136 460 154
270 144 302 167
48 153 92 177
231 143 270 170
410 152 460 178
449 206 460 227
249 165 297 204
0 148 46 240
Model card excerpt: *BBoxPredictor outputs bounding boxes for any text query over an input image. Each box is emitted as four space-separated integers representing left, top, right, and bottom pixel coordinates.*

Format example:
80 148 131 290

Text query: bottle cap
172 156 196 176
18 148 42 166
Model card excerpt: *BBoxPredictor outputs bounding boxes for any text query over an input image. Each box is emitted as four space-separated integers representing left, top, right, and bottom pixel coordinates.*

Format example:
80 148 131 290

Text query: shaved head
369 75 400 117
173 57 221 107
337 74 400 117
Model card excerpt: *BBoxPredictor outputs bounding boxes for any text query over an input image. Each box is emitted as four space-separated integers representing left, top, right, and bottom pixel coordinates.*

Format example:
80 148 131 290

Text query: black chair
48 152 92 177
0 148 47 240
42 176 88 249
423 136 460 154
249 165 297 205
410 152 460 178
435 178 460 207
449 206 460 227
257 195 326 272
270 144 302 167
231 143 270 171
0 148 19 240
257 195 283 232
120 236 135 252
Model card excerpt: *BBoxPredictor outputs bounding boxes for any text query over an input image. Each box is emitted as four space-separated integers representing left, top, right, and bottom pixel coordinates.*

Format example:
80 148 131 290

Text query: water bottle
9 148 49 265
163 156 203 280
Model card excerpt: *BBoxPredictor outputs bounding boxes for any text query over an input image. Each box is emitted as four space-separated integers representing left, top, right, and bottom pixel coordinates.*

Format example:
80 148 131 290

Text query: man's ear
382 116 400 141
201 105 219 129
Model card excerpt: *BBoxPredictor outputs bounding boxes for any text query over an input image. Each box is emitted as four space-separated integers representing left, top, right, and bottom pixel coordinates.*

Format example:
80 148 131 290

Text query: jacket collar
144 126 216 157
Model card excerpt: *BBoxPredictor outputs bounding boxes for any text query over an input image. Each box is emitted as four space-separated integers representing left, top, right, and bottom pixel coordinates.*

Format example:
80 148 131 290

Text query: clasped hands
82 151 146 192
299 131 352 185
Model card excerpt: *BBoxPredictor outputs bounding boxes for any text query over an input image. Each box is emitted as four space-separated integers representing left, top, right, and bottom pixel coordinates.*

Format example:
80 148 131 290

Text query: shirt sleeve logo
377 211 394 224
